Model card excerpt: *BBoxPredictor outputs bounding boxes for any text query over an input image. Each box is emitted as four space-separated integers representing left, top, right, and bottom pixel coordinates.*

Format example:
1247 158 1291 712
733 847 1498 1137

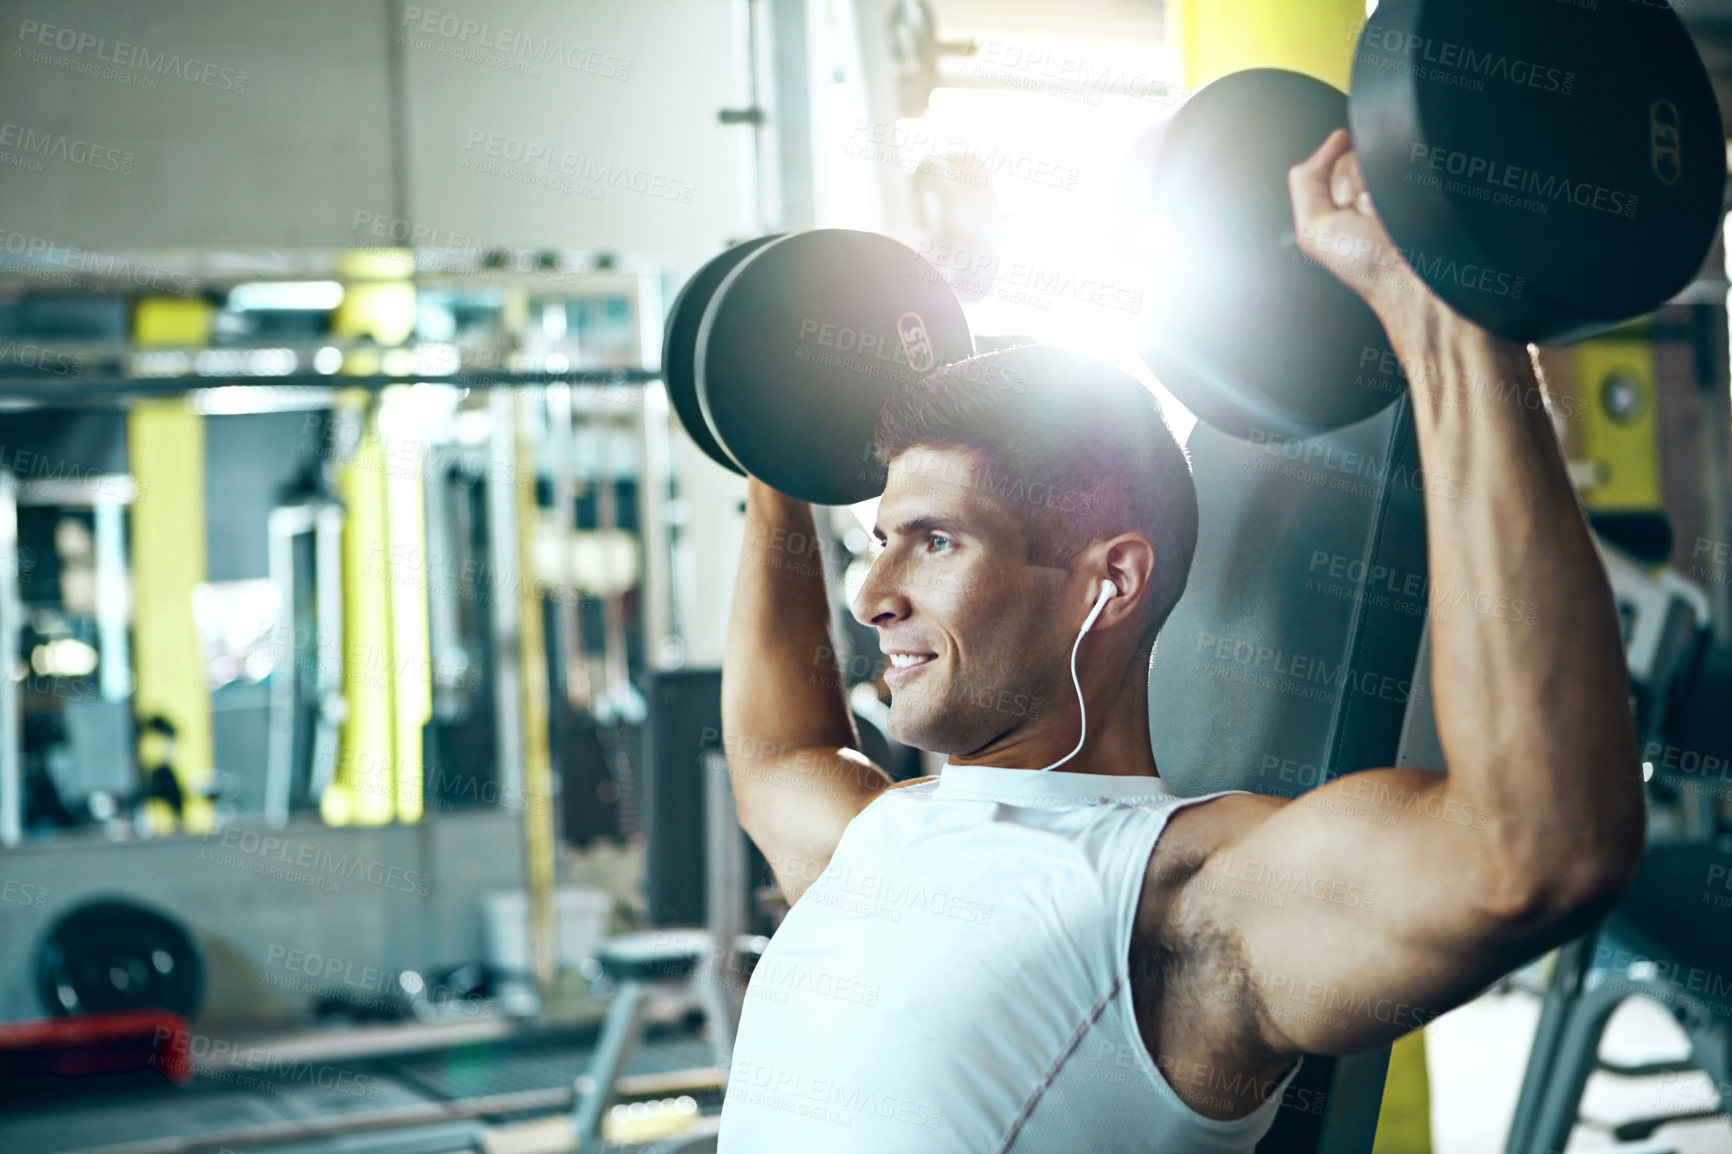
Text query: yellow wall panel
1169 0 1366 91
1576 341 1662 512
134 297 214 346
127 400 214 834
329 417 394 827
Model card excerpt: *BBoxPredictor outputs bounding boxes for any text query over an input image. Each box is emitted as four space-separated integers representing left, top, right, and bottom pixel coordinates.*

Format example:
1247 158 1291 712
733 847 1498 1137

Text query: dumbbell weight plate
36 898 206 1018
1141 70 1402 441
662 235 782 475
695 229 974 506
1351 0 1724 343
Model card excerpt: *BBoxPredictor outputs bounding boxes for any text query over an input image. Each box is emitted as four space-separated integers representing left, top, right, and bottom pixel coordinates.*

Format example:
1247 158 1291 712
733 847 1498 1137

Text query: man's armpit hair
1142 904 1289 1065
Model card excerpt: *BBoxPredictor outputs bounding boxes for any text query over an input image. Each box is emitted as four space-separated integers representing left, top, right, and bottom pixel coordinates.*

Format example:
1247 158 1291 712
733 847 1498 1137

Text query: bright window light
228 280 345 311
819 58 1198 442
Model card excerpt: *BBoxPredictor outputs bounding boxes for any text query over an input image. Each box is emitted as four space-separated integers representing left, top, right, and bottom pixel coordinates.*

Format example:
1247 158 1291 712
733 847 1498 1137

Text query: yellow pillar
327 399 395 827
1169 0 1366 91
1372 1030 1434 1154
130 298 216 834
324 251 424 826
326 390 432 827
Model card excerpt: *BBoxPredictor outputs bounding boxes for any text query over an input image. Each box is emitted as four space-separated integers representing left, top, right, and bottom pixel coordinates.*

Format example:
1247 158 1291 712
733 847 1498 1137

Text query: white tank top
718 763 1305 1153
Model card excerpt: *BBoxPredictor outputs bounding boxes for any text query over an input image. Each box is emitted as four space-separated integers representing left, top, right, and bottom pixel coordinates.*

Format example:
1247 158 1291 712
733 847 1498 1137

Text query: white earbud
1040 579 1118 773
1081 580 1118 634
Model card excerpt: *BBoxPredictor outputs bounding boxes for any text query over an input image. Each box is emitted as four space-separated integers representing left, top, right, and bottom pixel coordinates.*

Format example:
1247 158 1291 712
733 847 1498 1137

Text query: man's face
851 445 1071 756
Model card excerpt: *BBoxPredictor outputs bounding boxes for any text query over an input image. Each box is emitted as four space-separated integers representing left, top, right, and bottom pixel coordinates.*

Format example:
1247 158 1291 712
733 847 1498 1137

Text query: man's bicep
729 745 890 904
1177 769 1545 1056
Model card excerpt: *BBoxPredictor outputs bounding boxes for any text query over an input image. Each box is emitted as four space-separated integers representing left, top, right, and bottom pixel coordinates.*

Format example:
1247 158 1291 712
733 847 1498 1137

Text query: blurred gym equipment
36 898 205 1018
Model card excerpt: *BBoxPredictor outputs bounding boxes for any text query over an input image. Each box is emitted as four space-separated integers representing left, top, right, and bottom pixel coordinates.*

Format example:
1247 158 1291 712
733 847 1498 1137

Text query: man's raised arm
1375 280 1646 908
1159 130 1646 1061
722 478 891 904
1302 128 1647 909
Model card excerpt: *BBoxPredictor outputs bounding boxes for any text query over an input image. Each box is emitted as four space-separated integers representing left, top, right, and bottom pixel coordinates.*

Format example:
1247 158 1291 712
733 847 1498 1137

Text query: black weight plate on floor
696 229 974 505
37 898 205 1018
1351 0 1724 343
1141 69 1401 440
664 235 781 475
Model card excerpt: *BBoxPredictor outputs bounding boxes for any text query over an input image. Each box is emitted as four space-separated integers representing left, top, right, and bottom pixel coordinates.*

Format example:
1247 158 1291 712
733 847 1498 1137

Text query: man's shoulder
1145 791 1288 891
845 775 938 824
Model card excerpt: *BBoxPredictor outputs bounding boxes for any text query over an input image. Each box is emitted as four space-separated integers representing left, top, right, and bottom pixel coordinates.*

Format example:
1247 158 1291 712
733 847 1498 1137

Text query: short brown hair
874 346 1199 650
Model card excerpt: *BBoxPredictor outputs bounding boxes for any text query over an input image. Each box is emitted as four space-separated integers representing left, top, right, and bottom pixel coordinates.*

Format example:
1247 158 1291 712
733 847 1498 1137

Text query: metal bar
198 1017 521 1071
596 435 631 706
703 750 746 1065
487 389 526 801
615 1065 727 1097
0 247 660 287
736 0 767 231
640 384 679 669
929 56 1186 102
16 476 138 507
767 0 815 231
264 505 315 827
847 0 916 236
311 504 346 800
593 417 641 838
0 369 660 404
574 982 652 1145
422 436 463 721
56 1086 571 1154
705 750 747 957
548 385 590 708
0 471 19 846
636 266 681 669
92 499 133 702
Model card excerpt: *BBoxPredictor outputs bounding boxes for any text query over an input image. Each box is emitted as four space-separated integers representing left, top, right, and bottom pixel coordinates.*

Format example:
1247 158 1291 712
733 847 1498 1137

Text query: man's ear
1098 534 1156 629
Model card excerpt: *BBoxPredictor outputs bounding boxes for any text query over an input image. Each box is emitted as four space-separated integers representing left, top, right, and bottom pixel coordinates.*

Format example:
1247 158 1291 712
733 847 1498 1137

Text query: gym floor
4 983 1728 1154
0 1023 724 1154
1428 989 1732 1153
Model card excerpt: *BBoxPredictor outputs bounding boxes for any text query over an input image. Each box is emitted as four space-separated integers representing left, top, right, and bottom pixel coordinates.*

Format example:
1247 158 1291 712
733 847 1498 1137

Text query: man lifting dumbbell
712 122 1644 1151
692 4 1725 1145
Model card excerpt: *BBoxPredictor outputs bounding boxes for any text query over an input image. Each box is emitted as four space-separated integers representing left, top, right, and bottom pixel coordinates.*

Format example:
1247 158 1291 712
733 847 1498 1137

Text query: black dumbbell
663 229 974 505
1141 0 1723 440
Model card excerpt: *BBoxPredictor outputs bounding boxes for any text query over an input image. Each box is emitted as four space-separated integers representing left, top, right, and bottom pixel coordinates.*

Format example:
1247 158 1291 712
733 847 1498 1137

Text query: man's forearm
721 479 857 756
1382 305 1645 889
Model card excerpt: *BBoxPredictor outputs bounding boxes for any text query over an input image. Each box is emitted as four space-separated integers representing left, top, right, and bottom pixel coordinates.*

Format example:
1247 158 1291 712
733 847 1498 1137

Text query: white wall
0 0 753 264
0 0 397 248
